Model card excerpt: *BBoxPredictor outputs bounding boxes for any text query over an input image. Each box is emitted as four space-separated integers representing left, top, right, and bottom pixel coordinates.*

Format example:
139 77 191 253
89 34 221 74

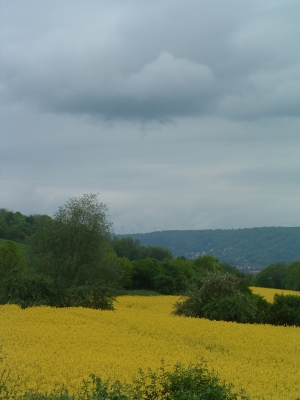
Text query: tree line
0 194 299 326
252 261 300 291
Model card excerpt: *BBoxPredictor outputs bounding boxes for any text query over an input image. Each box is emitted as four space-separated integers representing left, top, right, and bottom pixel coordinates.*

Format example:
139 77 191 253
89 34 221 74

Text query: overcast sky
1 0 300 234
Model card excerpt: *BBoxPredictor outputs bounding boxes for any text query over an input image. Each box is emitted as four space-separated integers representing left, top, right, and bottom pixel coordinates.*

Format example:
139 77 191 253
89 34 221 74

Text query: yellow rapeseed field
250 286 300 302
1 290 300 399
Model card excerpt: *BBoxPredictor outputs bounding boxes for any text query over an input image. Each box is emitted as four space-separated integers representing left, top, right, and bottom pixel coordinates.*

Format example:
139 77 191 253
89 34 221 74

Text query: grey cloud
2 0 299 122
3 45 218 120
1 0 300 233
219 65 300 120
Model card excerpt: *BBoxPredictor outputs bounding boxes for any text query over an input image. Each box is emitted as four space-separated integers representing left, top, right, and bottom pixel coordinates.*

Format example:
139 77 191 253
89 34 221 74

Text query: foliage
253 261 300 291
120 227 300 271
268 294 300 326
130 257 161 291
0 209 48 243
28 194 114 294
249 294 271 324
193 254 223 275
0 274 57 308
0 240 24 282
284 261 300 291
112 237 173 262
101 253 133 289
63 284 115 310
0 359 249 399
0 274 115 310
173 273 300 326
143 246 173 262
0 208 29 242
173 273 267 324
0 195 120 310
153 273 176 295
253 262 286 289
127 254 251 295
112 237 143 261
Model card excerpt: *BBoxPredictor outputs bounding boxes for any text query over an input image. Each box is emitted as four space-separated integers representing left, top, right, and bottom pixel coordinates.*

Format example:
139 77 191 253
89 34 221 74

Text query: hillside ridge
118 226 300 272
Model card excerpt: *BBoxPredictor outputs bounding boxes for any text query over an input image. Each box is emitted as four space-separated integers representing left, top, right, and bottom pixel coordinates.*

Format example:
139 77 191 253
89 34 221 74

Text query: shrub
200 295 256 324
0 274 57 308
268 294 300 326
0 274 116 310
63 284 115 310
250 294 271 324
0 360 249 399
172 273 258 323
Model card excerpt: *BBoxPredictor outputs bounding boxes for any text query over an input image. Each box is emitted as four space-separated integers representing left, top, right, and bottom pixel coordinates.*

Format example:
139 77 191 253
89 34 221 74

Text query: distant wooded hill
117 227 300 272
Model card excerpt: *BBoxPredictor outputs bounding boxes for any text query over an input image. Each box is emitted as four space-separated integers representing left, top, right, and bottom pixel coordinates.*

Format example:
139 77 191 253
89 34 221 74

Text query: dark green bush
63 284 115 310
172 272 300 327
250 294 270 324
200 295 256 324
268 294 300 326
172 273 258 324
0 274 57 308
0 274 115 310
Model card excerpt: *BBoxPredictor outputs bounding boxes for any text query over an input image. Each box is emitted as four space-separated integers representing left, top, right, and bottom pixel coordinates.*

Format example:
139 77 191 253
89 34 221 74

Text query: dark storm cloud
2 0 299 122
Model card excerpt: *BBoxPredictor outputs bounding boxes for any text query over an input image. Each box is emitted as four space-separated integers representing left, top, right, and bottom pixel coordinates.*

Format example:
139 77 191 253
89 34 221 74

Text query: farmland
250 286 300 302
1 289 300 399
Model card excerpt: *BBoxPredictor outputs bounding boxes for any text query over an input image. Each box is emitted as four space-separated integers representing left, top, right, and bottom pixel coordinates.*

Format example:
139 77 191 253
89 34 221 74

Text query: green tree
112 237 143 260
285 261 300 291
154 273 175 294
28 194 113 298
253 262 286 289
144 246 173 261
193 255 223 275
131 257 161 290
0 240 24 282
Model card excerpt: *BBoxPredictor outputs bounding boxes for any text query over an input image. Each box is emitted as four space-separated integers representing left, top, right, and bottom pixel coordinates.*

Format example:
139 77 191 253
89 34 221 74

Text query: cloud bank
1 0 300 232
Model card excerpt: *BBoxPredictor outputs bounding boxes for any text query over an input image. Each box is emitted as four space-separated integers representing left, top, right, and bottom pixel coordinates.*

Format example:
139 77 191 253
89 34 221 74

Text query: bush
0 360 249 399
200 295 256 324
0 274 116 310
268 294 300 326
63 284 115 310
172 272 300 327
0 274 57 308
250 294 270 324
172 273 258 323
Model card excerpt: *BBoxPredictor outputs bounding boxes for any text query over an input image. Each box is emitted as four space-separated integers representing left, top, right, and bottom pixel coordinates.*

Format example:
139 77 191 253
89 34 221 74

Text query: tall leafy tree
28 194 113 295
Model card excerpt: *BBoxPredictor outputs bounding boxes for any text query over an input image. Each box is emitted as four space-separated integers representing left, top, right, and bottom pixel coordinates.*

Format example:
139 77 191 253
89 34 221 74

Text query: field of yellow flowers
1 287 300 399
250 286 300 302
